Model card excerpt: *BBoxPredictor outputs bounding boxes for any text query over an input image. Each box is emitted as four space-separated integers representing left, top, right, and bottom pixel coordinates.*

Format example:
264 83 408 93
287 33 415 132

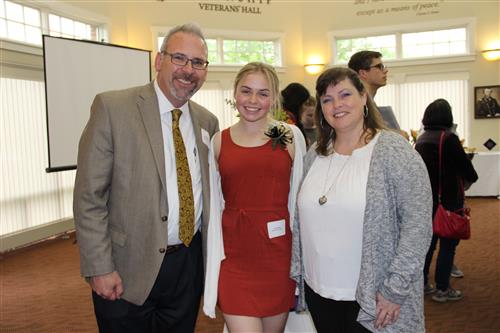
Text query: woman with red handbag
415 99 478 303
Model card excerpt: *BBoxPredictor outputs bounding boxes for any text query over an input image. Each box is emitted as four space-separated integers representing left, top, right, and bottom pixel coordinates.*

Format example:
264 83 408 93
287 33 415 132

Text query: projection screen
43 35 151 172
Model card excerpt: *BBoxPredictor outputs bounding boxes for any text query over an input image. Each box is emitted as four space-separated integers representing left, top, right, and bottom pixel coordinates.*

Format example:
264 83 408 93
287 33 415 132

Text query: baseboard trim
0 218 74 253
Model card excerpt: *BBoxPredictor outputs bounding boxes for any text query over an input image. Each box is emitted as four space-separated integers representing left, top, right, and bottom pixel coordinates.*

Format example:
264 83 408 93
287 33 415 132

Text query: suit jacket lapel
137 83 167 190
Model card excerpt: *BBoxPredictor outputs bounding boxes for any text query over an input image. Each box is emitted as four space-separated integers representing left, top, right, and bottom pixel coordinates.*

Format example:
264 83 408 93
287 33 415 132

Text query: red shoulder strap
437 131 445 203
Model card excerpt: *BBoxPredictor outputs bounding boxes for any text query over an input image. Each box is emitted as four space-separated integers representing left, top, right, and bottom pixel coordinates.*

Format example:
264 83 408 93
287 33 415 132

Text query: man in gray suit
73 23 219 333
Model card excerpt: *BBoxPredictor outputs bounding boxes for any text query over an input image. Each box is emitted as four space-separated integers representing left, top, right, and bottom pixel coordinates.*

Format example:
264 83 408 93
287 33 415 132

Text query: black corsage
265 122 293 150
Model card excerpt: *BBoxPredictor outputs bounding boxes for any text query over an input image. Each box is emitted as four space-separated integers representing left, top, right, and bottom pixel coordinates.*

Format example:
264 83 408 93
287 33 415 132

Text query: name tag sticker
201 128 210 147
267 219 286 239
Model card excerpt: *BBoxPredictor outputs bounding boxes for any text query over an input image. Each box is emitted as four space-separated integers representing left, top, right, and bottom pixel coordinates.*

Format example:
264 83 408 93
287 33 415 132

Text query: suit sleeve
73 94 115 277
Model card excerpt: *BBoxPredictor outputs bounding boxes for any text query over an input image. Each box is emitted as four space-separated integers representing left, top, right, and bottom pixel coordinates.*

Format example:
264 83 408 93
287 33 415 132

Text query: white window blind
0 77 237 236
1 78 75 235
191 83 237 130
375 78 469 140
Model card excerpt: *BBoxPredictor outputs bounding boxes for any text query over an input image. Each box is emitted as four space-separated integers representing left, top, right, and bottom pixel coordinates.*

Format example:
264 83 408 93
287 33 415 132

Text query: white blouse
297 133 379 301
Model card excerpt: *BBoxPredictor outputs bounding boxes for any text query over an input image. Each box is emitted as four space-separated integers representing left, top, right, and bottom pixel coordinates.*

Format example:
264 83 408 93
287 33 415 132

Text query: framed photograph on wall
474 85 500 119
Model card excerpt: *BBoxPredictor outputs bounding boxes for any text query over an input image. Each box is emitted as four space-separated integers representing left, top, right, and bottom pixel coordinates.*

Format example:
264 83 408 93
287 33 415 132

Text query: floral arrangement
410 129 419 145
224 98 237 110
274 109 295 124
264 122 293 150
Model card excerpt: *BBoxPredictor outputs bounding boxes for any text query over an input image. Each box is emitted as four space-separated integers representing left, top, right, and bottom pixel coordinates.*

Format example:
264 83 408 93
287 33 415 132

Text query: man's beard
169 74 200 101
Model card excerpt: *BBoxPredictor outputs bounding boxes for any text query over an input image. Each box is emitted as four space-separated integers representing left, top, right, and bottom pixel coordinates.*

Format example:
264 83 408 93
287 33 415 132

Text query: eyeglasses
368 63 387 71
162 51 209 70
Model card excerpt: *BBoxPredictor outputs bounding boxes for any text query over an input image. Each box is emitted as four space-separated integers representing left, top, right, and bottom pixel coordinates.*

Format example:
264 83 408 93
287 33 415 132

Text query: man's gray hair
159 23 207 53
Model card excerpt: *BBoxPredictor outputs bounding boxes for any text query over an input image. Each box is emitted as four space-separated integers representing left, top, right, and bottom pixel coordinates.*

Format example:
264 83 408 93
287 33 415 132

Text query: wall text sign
198 0 271 15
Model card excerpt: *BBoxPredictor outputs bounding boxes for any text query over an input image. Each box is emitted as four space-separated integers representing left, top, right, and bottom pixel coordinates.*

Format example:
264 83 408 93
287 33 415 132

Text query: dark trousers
92 232 204 333
423 234 459 291
305 283 370 333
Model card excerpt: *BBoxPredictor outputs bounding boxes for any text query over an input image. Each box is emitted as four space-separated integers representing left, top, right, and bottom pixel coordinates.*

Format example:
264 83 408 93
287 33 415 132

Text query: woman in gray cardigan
290 67 432 333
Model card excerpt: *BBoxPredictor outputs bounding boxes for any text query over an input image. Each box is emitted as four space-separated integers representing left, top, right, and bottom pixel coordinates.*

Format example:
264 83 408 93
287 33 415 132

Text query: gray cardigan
290 130 433 333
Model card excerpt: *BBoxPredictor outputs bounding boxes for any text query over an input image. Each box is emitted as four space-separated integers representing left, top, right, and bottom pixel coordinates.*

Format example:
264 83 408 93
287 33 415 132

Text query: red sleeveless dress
217 128 296 317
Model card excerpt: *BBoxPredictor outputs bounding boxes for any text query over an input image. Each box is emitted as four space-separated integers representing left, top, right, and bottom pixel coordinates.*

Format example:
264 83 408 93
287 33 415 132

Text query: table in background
465 152 500 198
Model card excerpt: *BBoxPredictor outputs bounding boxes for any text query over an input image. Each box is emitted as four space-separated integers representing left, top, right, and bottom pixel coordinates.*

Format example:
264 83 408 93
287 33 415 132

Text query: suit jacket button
161 216 167 222
159 248 166 253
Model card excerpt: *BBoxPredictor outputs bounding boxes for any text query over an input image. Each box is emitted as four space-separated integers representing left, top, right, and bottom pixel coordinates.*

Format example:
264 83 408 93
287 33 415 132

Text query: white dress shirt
154 80 202 245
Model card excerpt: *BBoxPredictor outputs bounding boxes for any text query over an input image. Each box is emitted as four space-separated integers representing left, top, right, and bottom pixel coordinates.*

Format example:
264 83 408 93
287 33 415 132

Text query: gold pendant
318 195 327 205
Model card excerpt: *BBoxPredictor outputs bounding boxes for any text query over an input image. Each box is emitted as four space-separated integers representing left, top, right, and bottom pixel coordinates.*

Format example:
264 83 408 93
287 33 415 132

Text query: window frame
328 17 476 68
151 26 285 72
0 0 108 56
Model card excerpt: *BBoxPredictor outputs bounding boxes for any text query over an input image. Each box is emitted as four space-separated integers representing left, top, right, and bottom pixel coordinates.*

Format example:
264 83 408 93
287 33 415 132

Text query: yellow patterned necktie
171 109 194 246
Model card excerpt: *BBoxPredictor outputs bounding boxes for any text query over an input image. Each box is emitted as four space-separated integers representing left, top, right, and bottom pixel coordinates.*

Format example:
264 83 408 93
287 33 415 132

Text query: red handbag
433 204 471 240
432 131 471 240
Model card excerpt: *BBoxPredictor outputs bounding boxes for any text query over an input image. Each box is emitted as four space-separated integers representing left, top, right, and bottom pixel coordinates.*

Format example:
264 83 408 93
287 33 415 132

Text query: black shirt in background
415 129 478 213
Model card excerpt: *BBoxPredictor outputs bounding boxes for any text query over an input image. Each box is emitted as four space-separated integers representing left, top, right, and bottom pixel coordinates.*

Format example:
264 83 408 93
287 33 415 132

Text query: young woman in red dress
203 62 306 332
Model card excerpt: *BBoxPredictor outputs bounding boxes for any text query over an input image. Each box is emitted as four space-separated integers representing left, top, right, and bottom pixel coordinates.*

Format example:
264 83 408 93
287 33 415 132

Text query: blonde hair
233 62 280 116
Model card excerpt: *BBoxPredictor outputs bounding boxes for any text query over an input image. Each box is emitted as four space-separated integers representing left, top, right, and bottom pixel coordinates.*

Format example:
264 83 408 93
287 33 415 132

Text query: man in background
348 50 403 131
73 23 219 333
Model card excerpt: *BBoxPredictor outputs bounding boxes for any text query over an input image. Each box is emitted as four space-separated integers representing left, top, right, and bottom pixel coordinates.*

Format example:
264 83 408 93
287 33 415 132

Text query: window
221 39 278 65
206 38 217 63
402 28 466 58
336 34 396 63
155 28 284 67
0 0 101 46
0 2 106 239
331 18 475 65
0 0 42 45
48 14 98 40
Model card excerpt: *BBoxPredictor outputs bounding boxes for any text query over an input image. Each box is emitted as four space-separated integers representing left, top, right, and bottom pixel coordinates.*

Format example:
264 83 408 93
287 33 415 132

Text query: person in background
348 51 409 139
299 96 317 148
415 98 478 303
281 82 311 125
348 51 387 101
73 23 219 333
291 67 432 332
203 62 306 333
450 263 464 278
416 122 467 280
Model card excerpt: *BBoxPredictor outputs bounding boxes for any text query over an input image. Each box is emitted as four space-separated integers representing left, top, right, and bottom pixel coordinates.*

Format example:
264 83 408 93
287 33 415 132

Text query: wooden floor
1 198 499 333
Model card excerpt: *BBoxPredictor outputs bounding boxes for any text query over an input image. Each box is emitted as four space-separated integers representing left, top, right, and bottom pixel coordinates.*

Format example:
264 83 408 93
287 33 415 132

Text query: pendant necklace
318 150 352 205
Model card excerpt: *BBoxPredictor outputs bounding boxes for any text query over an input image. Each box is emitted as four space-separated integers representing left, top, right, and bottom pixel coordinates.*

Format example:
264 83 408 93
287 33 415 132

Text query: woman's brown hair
315 67 385 156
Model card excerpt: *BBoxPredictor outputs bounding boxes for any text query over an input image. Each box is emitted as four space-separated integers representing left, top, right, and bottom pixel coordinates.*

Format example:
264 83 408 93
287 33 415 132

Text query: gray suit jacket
73 82 219 305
